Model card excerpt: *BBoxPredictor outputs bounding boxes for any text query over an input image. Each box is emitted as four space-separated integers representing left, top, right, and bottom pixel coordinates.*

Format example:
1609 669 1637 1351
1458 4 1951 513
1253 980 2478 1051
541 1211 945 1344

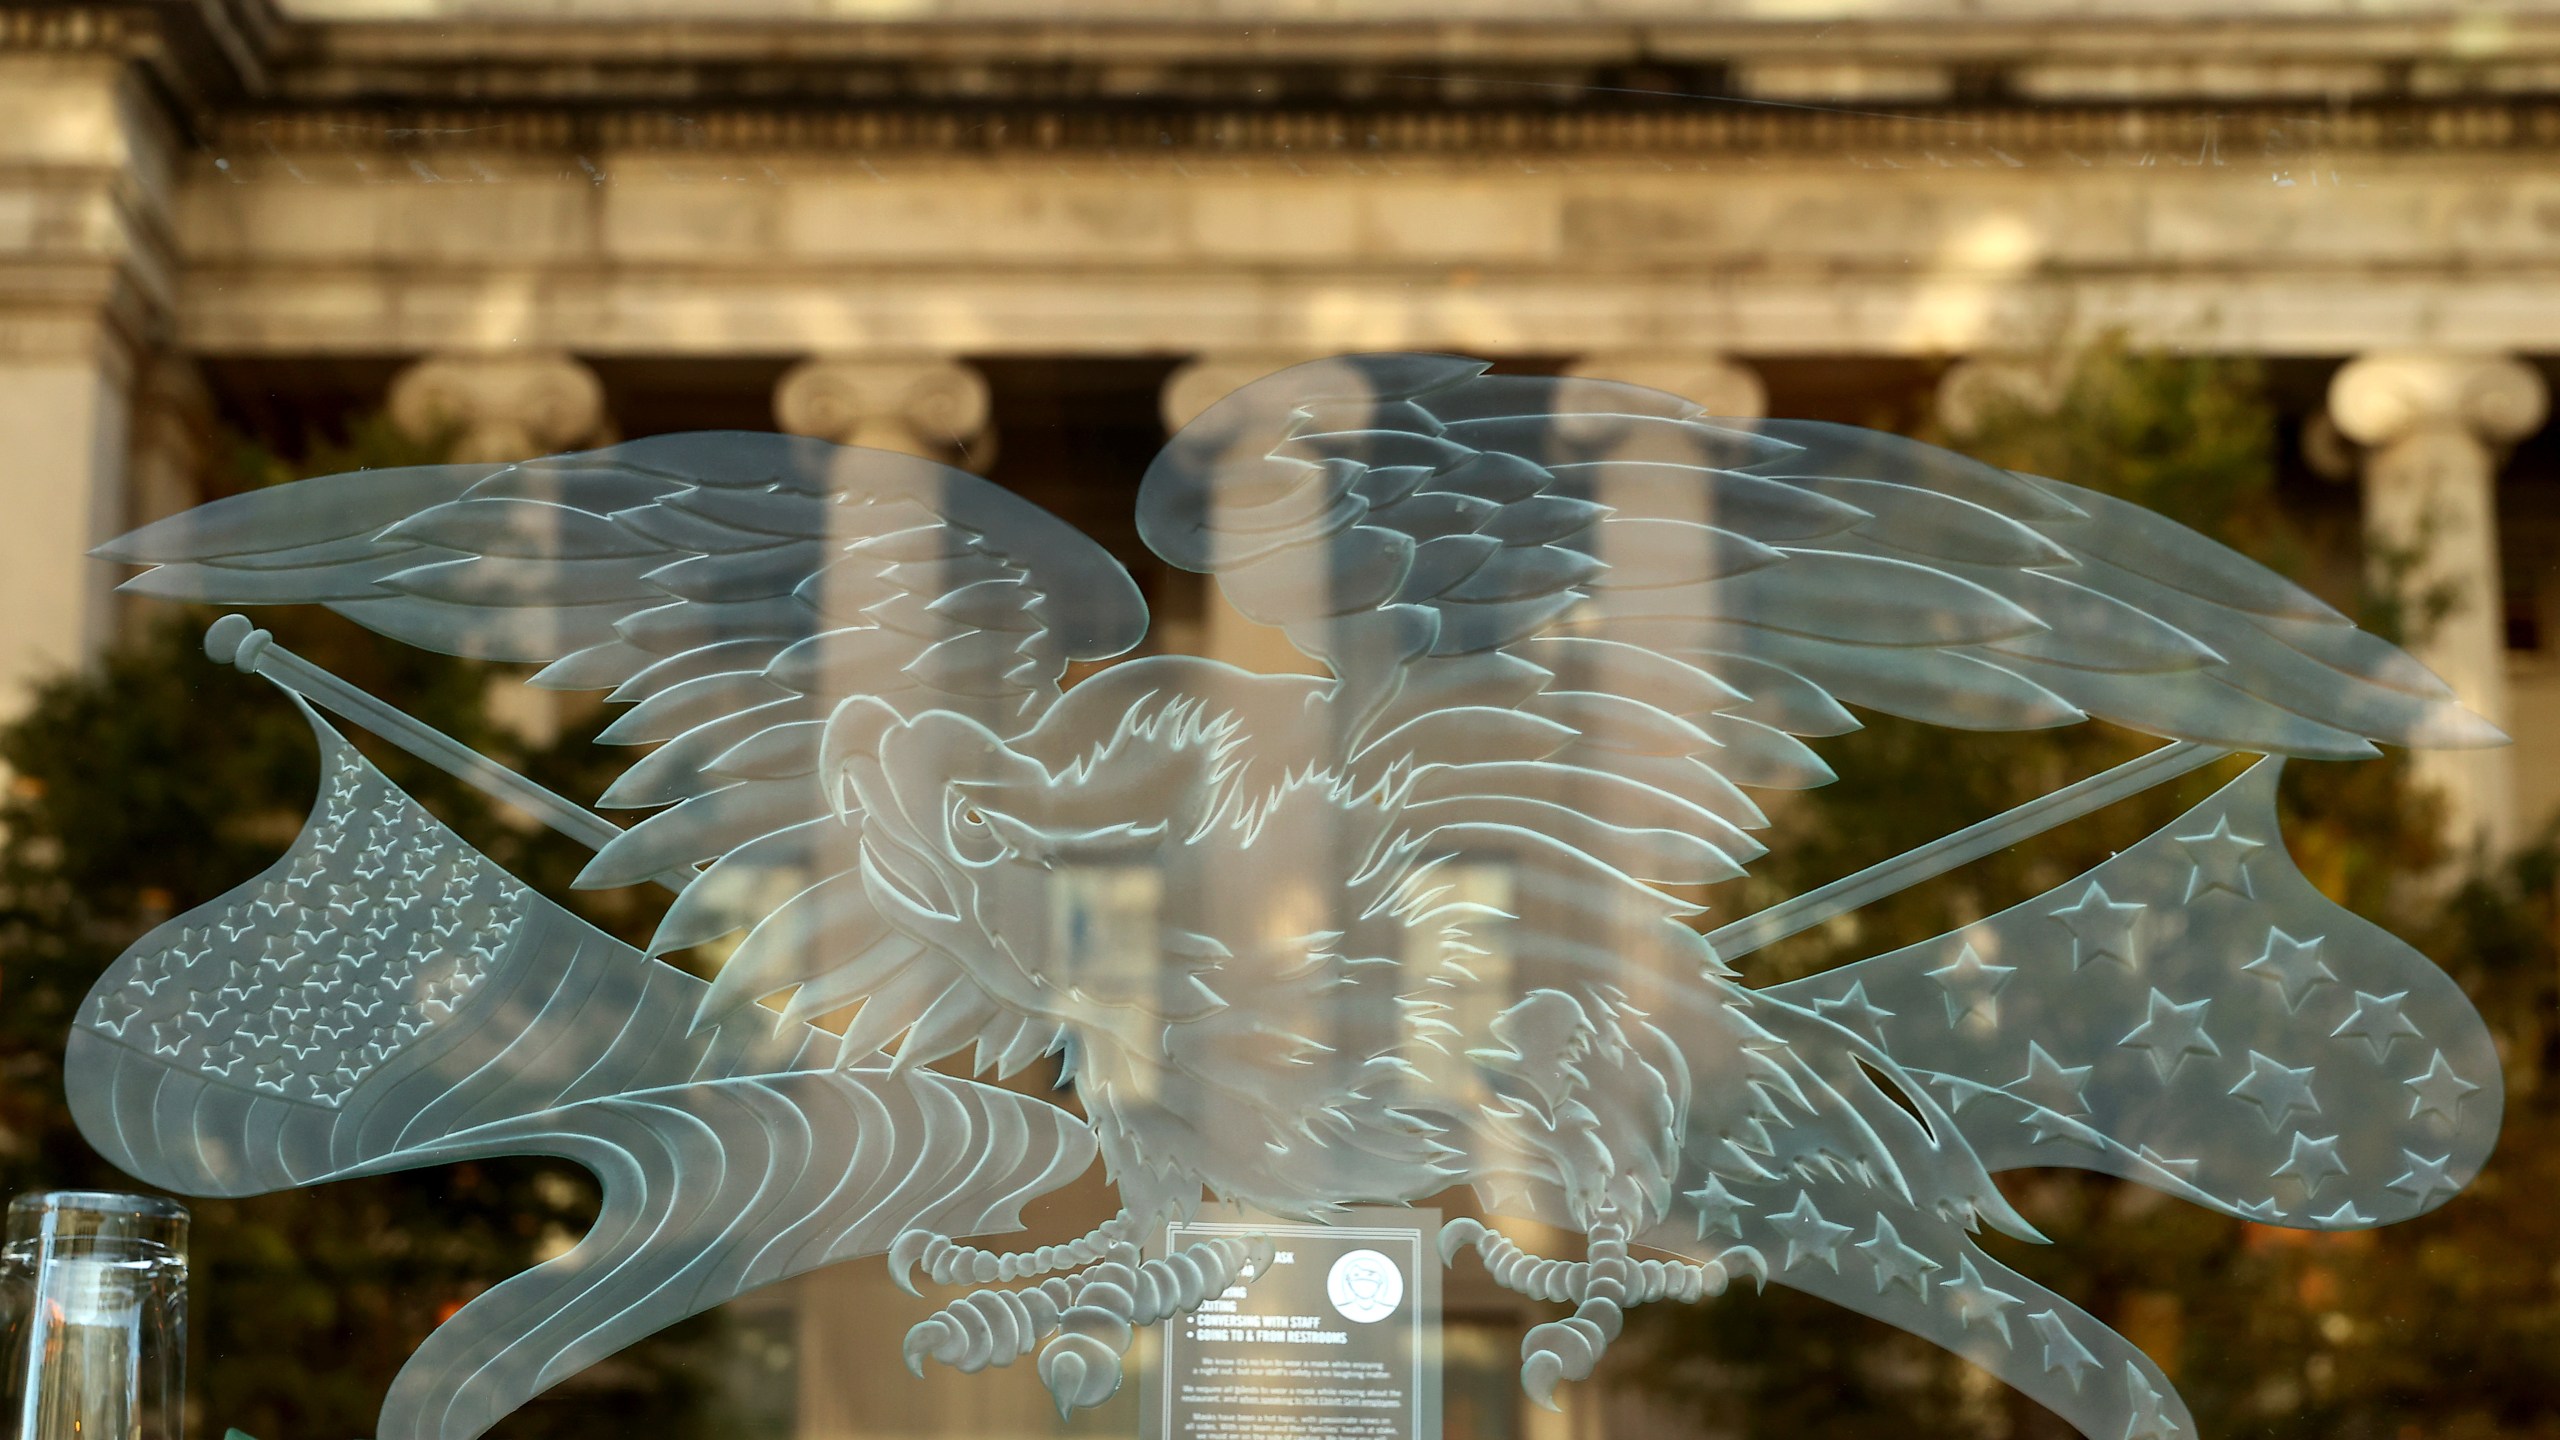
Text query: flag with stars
63 704 1096 1440
1736 757 2501 1440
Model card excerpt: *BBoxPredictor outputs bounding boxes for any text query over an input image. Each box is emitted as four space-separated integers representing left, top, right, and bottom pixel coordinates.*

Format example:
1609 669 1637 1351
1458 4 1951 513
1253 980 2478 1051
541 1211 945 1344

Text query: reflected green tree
1627 344 2560 1439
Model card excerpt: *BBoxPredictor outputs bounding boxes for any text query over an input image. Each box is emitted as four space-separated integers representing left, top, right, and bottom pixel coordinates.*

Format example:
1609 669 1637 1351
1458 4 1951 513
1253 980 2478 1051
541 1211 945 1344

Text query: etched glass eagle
72 355 2506 1440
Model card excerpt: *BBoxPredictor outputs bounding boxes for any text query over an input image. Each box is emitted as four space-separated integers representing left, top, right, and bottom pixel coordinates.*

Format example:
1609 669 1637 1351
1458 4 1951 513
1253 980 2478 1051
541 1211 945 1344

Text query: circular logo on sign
1326 1249 1404 1323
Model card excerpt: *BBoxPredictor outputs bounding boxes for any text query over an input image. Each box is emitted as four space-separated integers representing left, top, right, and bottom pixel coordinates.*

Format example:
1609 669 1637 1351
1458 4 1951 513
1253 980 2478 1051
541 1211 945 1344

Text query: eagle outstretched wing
1140 352 2498 773
98 431 1149 1027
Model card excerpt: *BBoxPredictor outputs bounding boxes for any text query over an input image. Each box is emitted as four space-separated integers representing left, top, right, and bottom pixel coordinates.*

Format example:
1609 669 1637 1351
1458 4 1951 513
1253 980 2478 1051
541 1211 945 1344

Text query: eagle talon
1438 1217 1486 1266
888 1229 935 1297
1718 1245 1769 1293
902 1317 949 1377
1520 1348 1566 1411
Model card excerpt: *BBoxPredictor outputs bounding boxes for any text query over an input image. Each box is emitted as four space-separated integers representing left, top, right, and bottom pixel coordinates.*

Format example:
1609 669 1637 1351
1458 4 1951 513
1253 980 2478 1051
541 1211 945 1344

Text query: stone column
1565 351 1768 421
2328 351 2549 857
388 351 610 464
774 355 994 468
0 53 176 716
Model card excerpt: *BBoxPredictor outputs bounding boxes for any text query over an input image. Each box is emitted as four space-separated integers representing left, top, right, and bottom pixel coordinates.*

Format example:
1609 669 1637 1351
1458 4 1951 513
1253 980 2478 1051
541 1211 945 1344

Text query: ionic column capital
775 355 993 467
389 351 608 464
1934 353 2073 438
2327 350 2548 452
1161 351 1329 433
1566 351 1767 420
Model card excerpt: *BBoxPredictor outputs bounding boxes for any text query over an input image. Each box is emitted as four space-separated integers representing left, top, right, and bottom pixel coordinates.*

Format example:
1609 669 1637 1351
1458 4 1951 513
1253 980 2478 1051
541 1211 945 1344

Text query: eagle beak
818 695 905 819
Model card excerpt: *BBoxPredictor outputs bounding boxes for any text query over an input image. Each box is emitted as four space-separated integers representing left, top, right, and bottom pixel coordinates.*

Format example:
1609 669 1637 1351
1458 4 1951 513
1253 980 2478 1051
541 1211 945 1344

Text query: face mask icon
1328 1250 1405 1324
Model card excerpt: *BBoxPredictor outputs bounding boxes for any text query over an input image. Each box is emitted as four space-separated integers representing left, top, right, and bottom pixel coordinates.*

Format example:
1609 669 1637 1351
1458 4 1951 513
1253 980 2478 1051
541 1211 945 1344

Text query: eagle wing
1138 352 2500 904
99 431 1149 1021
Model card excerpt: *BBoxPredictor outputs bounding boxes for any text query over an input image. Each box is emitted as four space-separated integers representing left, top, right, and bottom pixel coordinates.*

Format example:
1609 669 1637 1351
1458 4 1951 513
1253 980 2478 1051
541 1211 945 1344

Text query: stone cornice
0 1 284 107
203 98 2560 158
12 2 2560 118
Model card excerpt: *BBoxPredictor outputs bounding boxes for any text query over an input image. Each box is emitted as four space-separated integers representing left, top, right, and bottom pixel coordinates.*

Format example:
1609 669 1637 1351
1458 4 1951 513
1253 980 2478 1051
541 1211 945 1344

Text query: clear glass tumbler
0 1192 188 1440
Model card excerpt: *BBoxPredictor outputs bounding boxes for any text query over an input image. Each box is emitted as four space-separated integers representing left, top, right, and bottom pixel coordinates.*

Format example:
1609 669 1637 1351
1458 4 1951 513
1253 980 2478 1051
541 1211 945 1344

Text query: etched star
2272 1132 2348 1201
2028 1309 2099 1388
2229 1051 2319 1131
1687 1175 1751 1241
305 1073 354 1106
253 880 295 915
2049 882 2143 970
252 1058 295 1093
182 990 228 1031
1927 943 2016 1030
1810 981 1894 1037
2123 1365 2181 1440
129 948 177 995
2404 1051 2480 1124
2241 928 2335 1013
293 918 340 952
2312 1201 2370 1226
1942 1255 2023 1343
91 991 143 1035
2007 1042 2093 1117
2329 990 2423 1060
2386 1150 2460 1208
472 918 516 962
258 934 303 972
1768 1192 1854 1273
219 959 261 1004
2121 989 2220 1080
200 1041 245 1077
150 1020 190 1057
1856 1216 1940 1298
2176 816 2264 900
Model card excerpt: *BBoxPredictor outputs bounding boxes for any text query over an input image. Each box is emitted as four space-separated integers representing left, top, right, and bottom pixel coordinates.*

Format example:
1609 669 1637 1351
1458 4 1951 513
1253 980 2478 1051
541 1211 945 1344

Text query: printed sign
1149 1208 1442 1440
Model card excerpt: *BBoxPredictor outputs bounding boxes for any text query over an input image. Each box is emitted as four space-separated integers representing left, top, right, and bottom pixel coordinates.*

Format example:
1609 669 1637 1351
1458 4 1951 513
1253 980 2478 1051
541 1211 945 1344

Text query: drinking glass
0 1191 188 1440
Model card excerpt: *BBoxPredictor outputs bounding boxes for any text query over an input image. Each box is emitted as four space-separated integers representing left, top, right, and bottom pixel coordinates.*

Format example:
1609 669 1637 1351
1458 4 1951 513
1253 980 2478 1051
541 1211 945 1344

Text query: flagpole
1703 739 2237 964
202 614 699 896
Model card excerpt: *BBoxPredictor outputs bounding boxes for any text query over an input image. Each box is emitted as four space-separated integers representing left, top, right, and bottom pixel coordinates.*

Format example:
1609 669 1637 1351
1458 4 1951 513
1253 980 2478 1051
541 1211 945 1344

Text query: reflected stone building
3 0 2557 1435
